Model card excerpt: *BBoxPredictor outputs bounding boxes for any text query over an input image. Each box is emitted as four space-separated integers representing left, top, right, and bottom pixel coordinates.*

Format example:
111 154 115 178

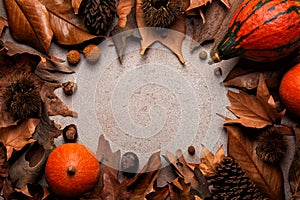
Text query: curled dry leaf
4 0 53 54
40 0 104 46
0 17 8 36
135 0 189 64
0 118 40 160
223 74 285 128
226 125 284 199
117 0 135 27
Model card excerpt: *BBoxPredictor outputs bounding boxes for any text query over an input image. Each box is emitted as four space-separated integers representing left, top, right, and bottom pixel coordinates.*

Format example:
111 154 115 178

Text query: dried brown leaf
169 177 194 200
146 181 169 200
0 119 40 160
187 0 230 11
4 0 53 54
117 0 135 27
224 74 285 128
0 144 9 190
198 145 224 177
289 126 300 199
40 82 77 117
40 0 104 46
71 0 82 15
135 0 189 64
0 17 8 36
226 125 284 199
127 152 161 200
96 134 121 177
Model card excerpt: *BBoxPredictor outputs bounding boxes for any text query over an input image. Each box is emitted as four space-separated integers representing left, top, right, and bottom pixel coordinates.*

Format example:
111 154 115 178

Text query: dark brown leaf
127 152 161 200
96 134 121 177
0 17 8 36
192 167 211 199
4 0 53 54
169 177 194 200
186 0 230 12
289 126 300 199
226 125 284 200
71 0 82 15
40 82 77 117
32 103 61 150
40 0 104 46
0 119 40 160
145 181 169 200
223 74 285 128
9 142 47 189
0 144 9 191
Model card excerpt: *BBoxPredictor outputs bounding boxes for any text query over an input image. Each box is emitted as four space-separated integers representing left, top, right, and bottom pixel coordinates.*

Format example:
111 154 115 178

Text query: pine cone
79 0 116 35
209 157 268 200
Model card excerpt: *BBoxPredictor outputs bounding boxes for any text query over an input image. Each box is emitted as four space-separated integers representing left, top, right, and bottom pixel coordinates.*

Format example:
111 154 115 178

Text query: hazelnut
121 152 139 177
188 145 195 155
66 50 81 65
62 81 77 96
62 124 78 143
83 44 101 63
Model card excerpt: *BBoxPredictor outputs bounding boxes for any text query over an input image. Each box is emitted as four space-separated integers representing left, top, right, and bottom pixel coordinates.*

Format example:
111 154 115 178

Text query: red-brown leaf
0 17 8 36
226 126 284 199
4 0 53 54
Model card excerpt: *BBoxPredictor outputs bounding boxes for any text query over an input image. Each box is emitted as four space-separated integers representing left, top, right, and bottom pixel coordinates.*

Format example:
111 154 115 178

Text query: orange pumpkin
279 63 300 117
45 143 100 197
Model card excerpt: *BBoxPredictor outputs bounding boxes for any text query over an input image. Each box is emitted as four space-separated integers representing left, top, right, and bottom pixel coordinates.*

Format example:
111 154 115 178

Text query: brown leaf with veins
0 119 40 160
40 82 77 117
289 126 300 199
186 0 230 12
96 134 121 177
3 0 53 54
127 152 161 200
117 0 135 27
41 0 104 45
71 0 82 14
135 0 189 64
226 125 284 199
223 74 285 128
0 17 8 36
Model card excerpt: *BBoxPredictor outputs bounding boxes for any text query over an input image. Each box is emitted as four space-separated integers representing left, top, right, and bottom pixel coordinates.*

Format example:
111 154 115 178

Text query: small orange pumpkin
45 143 100 197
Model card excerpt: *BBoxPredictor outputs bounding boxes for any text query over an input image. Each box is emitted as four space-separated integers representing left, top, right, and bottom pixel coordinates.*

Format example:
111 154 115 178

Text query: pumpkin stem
67 166 76 176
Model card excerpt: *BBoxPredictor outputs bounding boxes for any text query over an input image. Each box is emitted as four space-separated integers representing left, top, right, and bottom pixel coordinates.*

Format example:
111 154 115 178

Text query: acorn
121 152 139 177
142 0 183 28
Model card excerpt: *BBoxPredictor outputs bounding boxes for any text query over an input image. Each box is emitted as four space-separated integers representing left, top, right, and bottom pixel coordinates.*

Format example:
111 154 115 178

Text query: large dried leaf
289 126 300 199
40 82 77 117
96 134 121 177
40 0 103 46
223 74 285 128
0 17 8 36
117 0 135 27
226 126 284 199
0 119 40 160
3 0 53 54
135 0 189 64
127 152 161 200
186 0 230 12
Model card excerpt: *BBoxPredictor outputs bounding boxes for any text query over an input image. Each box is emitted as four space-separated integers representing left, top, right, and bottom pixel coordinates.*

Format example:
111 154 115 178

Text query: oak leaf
135 0 189 64
0 17 8 36
226 125 284 199
223 74 285 128
3 0 53 54
0 119 40 160
96 134 121 177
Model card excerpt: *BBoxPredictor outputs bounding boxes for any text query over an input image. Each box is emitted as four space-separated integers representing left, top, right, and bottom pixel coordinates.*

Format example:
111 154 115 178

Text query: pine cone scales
79 0 116 35
209 157 267 200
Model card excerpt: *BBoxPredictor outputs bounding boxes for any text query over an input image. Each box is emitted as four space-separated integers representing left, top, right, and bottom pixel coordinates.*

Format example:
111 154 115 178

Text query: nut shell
83 44 101 63
67 50 81 65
